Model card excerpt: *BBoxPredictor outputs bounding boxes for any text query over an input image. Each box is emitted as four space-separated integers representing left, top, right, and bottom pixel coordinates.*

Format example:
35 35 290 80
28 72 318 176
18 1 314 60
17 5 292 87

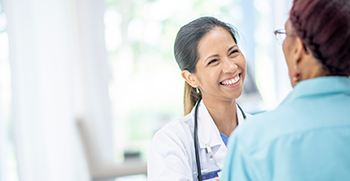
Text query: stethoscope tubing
194 98 202 181
194 98 246 181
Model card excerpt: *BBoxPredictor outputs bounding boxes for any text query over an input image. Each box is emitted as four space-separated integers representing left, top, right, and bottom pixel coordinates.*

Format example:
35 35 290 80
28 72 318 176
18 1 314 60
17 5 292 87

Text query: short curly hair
290 0 350 76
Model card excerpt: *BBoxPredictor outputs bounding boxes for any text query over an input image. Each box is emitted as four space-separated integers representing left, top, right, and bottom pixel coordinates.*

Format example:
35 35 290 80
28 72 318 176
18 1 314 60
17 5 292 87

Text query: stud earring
196 87 200 94
293 65 300 83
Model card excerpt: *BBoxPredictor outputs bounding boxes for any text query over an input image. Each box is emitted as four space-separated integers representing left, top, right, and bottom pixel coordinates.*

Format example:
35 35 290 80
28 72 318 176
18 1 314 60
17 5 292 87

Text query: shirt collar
281 76 350 105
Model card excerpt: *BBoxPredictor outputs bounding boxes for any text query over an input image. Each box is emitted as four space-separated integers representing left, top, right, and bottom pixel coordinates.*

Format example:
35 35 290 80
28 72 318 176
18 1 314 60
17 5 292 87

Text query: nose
222 58 238 73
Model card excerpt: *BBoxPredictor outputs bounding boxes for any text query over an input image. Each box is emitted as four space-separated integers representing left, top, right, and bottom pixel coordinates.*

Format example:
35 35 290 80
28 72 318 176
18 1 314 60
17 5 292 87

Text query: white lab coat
148 101 246 181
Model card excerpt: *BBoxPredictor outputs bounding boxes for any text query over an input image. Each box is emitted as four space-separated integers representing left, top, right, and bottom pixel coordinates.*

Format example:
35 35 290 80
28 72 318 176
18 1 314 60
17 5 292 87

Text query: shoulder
151 113 195 150
148 114 196 180
223 106 298 180
231 104 299 150
154 113 194 137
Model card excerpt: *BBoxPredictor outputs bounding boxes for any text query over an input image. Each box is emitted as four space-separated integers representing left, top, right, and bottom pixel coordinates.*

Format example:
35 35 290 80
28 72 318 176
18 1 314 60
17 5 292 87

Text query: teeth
222 76 240 85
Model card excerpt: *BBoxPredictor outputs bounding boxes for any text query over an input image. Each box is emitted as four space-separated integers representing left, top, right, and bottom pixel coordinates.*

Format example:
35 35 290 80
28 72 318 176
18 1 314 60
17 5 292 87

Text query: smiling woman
187 27 246 111
148 17 247 181
104 0 271 168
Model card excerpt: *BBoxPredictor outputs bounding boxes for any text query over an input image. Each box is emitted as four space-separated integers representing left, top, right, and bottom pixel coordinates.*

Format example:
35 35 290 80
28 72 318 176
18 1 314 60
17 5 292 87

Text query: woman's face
194 27 246 102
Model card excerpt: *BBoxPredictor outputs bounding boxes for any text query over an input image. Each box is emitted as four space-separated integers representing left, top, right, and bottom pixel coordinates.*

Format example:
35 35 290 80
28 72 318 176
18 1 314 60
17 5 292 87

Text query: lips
220 74 241 86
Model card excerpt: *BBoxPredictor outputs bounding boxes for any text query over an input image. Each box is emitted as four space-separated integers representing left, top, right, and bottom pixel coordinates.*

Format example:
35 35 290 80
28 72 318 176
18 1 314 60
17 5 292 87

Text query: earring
196 87 200 93
293 65 300 83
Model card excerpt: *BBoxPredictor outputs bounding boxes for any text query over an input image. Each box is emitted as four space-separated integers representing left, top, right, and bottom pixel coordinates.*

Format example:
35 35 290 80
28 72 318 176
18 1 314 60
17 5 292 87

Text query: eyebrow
227 45 237 53
204 54 219 63
204 45 238 63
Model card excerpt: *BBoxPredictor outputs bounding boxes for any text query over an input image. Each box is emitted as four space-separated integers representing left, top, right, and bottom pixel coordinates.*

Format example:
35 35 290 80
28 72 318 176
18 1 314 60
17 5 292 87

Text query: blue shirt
221 76 350 181
220 132 229 146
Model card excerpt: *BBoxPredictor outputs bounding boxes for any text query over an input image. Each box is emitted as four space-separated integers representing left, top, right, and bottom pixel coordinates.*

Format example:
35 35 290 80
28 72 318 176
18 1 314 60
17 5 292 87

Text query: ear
293 37 308 66
181 70 199 88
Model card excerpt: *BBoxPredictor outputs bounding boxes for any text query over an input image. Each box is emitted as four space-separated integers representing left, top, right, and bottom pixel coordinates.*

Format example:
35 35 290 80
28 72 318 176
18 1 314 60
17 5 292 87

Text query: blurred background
0 0 293 180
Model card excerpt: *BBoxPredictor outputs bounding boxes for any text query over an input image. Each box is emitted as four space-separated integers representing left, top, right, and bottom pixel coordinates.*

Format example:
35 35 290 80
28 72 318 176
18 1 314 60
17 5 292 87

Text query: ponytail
183 81 201 115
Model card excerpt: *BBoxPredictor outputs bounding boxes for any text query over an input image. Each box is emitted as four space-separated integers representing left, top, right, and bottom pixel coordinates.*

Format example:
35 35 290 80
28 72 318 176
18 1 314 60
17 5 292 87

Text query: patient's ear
294 37 306 66
181 70 199 88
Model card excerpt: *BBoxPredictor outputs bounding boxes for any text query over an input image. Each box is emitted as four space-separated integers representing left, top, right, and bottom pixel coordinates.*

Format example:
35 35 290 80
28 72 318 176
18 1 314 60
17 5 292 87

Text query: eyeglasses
274 29 295 44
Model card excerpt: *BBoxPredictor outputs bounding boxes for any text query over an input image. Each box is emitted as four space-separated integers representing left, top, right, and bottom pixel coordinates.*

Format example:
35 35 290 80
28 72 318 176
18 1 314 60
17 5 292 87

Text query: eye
208 59 218 65
230 50 239 55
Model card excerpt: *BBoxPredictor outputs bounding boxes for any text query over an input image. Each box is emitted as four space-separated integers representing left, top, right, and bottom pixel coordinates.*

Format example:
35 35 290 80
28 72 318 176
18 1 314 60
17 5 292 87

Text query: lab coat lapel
196 101 222 148
195 101 246 168
196 101 227 168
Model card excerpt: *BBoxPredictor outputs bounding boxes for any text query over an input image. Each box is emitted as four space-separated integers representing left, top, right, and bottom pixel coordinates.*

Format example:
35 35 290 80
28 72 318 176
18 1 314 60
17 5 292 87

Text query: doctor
148 17 248 181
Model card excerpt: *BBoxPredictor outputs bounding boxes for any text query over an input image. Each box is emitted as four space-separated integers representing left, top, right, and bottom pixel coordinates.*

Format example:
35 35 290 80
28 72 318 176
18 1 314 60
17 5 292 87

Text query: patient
221 0 350 180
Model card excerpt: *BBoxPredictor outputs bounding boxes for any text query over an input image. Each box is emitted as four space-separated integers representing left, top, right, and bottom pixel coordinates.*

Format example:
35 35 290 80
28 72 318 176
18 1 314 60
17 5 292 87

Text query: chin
232 89 244 99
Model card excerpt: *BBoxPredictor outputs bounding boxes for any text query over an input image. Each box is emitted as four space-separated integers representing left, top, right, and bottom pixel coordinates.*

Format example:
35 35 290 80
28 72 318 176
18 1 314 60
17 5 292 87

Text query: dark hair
173 16 239 115
290 0 350 76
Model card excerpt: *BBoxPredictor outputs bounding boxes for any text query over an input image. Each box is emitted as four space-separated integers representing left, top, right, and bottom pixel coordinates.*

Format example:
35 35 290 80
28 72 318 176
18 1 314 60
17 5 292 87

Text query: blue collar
281 76 350 104
220 132 229 146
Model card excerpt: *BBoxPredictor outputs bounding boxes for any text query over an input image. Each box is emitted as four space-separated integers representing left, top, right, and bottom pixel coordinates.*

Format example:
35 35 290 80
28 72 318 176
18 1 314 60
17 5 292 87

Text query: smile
220 74 241 86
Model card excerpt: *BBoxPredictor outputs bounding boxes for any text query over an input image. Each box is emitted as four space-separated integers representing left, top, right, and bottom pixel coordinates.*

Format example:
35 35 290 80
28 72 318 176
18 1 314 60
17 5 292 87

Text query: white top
148 101 246 181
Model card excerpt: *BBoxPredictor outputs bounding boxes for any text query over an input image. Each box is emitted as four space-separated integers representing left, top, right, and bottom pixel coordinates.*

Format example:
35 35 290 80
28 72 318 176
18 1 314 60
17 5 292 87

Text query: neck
202 96 238 137
301 56 330 81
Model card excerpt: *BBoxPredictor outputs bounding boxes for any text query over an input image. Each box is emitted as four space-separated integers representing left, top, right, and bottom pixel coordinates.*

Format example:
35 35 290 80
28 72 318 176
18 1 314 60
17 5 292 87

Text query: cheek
238 55 247 77
207 69 219 82
239 54 246 66
282 40 288 58
282 41 294 75
197 70 216 88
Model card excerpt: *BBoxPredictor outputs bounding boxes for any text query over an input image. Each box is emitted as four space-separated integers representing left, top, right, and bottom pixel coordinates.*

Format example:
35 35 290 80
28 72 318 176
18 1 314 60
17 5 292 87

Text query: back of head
290 0 350 76
173 17 238 115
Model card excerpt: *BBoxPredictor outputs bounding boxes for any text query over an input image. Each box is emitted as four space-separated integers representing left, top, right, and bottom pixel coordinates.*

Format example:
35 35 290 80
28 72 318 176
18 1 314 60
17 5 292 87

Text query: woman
148 17 247 181
221 0 350 180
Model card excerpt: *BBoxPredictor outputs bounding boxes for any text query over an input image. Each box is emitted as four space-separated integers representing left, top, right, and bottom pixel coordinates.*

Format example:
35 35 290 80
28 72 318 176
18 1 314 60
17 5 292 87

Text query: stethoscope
194 98 246 181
